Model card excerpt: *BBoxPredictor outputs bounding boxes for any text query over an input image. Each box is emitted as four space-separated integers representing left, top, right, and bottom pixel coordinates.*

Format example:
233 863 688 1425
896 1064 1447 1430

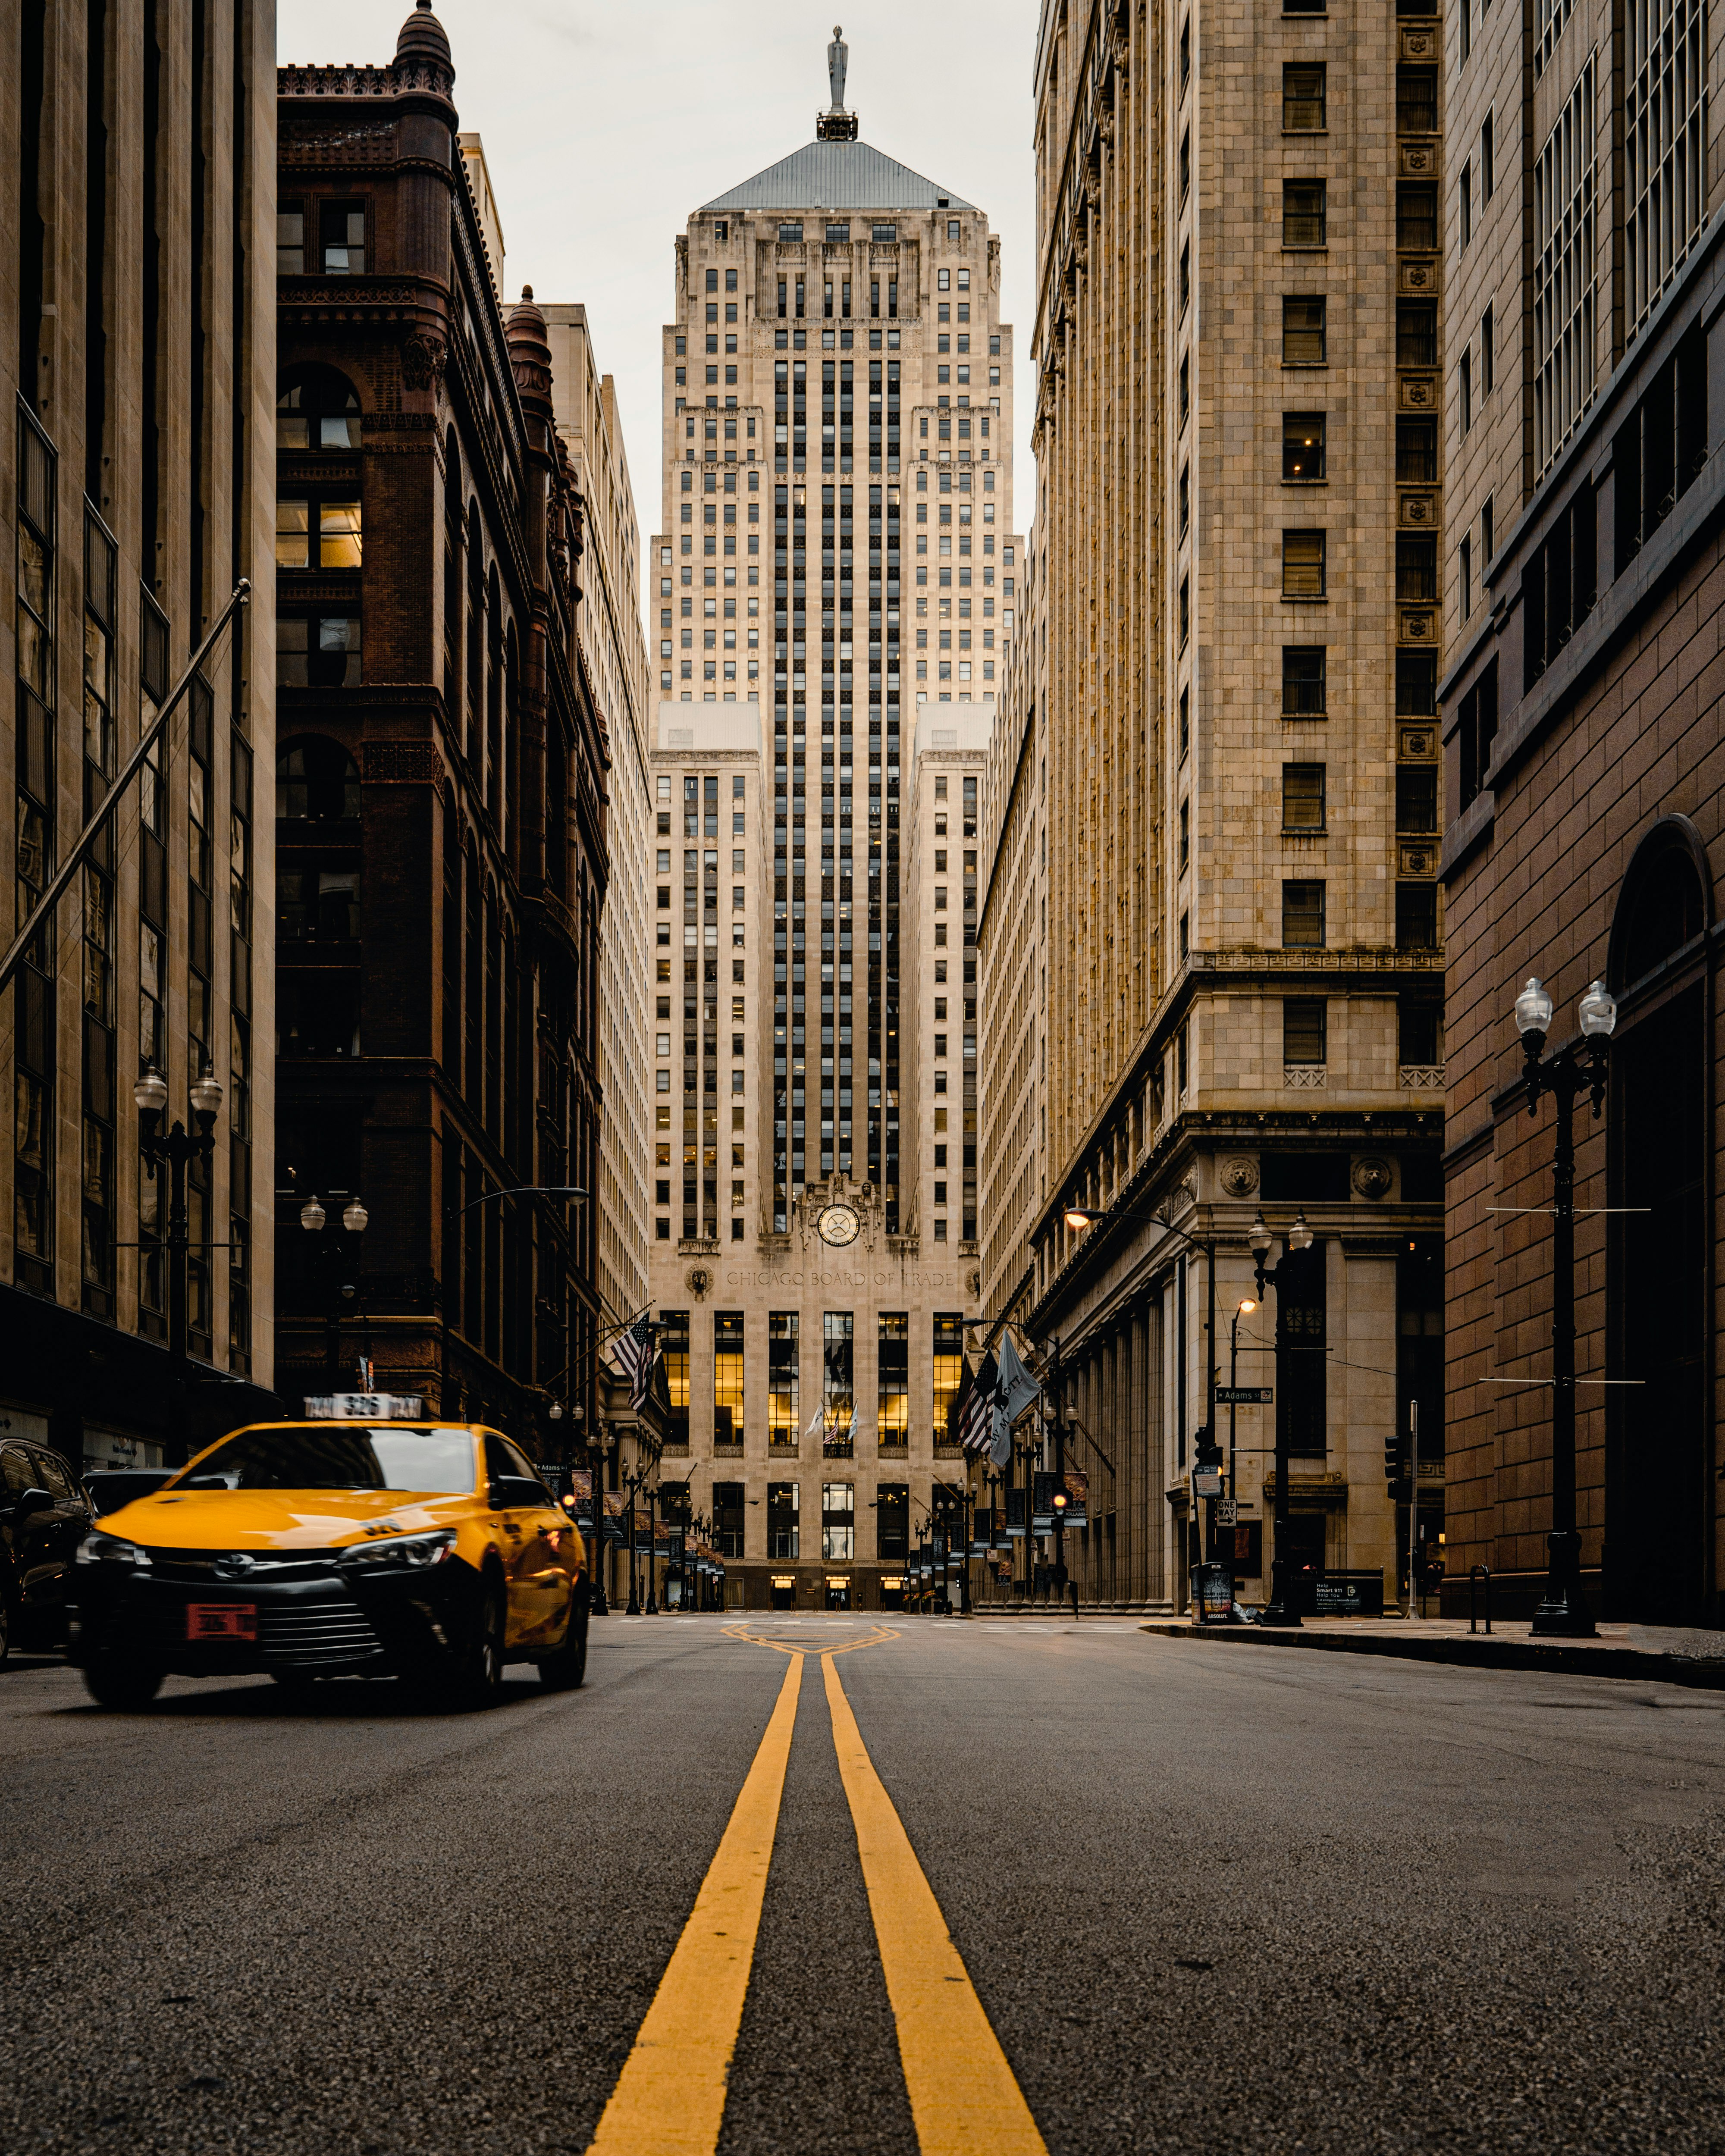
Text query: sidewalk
1139 1613 1725 1688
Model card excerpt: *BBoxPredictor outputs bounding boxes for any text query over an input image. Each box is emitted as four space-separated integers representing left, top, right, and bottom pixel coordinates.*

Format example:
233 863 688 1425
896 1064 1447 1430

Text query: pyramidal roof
699 139 974 215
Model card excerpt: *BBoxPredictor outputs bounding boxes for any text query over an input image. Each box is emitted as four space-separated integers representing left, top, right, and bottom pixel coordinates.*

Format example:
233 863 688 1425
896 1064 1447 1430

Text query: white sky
278 1 1041 608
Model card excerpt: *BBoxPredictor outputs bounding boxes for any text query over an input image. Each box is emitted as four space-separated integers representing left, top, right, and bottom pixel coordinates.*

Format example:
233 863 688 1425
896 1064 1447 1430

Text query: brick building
992 0 1448 1611
273 4 609 1454
1 1 279 1469
1439 0 1725 1624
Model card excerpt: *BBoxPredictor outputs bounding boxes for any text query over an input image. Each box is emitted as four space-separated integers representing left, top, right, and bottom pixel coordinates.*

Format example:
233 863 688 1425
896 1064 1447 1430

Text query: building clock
815 1203 862 1247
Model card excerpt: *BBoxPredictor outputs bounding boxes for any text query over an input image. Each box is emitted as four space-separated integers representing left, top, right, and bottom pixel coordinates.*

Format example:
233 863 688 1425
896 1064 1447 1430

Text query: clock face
816 1203 861 1247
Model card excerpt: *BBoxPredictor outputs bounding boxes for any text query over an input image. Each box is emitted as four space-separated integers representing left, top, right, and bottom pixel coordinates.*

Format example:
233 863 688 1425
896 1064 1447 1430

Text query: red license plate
186 1602 258 1642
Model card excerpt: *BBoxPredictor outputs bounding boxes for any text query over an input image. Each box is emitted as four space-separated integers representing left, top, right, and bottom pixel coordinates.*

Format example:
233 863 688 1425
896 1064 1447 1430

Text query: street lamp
1514 974 1617 1637
1249 1208 1315 1628
135 1063 223 1376
299 1187 372 1389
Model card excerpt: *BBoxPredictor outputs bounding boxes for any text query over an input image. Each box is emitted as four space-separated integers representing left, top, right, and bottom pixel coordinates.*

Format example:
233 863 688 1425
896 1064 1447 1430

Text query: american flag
956 1351 1001 1453
612 1313 658 1413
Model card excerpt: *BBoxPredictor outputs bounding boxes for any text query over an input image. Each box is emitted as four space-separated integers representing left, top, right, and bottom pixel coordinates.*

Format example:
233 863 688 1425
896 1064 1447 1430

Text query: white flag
805 1402 825 1439
997 1332 1041 1423
989 1397 1013 1472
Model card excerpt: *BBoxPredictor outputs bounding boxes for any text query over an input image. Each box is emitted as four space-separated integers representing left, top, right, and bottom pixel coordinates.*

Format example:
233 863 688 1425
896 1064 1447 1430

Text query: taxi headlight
339 1530 457 1570
76 1532 151 1568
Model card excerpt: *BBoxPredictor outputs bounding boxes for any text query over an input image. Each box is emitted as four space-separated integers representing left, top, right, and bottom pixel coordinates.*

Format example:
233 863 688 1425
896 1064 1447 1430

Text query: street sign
1214 1386 1273 1404
1215 1497 1238 1526
1192 1466 1223 1498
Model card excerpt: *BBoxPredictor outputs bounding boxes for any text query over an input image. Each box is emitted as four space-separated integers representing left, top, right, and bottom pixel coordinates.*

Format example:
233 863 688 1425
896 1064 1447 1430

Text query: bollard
1468 1562 1493 1636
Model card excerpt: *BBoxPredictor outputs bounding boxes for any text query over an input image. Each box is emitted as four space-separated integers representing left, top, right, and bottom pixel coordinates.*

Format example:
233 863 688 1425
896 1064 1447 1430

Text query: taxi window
2 1448 37 1499
500 1438 550 1498
484 1435 552 1508
181 1426 477 1493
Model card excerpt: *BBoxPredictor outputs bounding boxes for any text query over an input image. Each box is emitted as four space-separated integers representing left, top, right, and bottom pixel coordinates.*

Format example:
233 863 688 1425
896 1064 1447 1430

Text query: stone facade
542 304 653 1340
0 0 279 1467
641 56 1018 1608
271 6 610 1459
1439 0 1725 1623
989 0 1448 1611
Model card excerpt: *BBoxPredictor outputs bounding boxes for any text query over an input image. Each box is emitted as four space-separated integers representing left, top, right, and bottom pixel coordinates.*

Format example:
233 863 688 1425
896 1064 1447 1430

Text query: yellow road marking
585 1651 803 2156
823 1653 1048 2156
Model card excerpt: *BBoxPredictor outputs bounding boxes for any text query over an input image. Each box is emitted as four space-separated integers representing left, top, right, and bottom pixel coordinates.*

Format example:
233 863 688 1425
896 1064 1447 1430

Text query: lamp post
1514 974 1617 1637
298 1190 370 1389
135 1064 223 1376
1248 1206 1316 1626
1228 1296 1258 1539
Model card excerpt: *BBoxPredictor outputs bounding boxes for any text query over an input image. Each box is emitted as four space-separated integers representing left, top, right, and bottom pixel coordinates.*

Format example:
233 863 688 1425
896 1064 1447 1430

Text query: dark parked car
1 1439 94 1659
85 1469 173 1517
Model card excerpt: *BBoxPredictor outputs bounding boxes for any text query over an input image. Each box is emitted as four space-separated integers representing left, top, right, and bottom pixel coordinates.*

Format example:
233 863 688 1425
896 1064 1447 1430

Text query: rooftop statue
828 24 848 113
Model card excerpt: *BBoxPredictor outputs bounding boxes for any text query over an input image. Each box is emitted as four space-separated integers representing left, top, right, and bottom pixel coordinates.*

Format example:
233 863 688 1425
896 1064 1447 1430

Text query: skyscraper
640 38 1019 1611
987 0 1448 1611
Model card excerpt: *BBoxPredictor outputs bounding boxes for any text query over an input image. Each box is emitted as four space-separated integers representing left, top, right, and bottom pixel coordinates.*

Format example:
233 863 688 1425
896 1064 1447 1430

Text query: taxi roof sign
304 1393 426 1421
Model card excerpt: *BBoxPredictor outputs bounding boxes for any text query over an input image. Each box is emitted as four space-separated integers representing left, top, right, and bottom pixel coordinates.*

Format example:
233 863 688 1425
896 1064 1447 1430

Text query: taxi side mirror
11 1486 53 1520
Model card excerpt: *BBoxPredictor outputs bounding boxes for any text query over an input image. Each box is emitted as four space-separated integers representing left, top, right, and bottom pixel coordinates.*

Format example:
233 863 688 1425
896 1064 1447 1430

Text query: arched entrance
1607 818 1714 1625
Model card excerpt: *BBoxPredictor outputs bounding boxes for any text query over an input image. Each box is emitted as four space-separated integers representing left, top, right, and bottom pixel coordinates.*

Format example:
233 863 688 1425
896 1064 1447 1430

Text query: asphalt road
5 1616 1725 2154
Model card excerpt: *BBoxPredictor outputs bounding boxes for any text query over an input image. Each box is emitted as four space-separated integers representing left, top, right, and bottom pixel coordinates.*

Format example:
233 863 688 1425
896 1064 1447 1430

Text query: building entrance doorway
770 1575 797 1610
825 1576 851 1610
1278 1512 1326 1610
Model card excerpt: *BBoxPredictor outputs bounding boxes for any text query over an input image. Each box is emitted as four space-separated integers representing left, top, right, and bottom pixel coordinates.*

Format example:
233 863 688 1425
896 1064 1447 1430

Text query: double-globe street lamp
134 1064 224 1376
298 1190 370 1390
1513 974 1618 1637
1247 1208 1316 1626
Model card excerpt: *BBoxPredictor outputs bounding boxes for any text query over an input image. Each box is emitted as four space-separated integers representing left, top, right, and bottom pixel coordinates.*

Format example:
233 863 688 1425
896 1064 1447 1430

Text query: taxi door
483 1435 567 1648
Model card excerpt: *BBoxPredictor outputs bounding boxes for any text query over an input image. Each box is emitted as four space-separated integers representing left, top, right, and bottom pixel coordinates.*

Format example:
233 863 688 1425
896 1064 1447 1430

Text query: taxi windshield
178 1427 477 1495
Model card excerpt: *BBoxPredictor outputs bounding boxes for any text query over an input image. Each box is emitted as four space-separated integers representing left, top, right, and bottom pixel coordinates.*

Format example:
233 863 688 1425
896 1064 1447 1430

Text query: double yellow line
586 1630 1045 2156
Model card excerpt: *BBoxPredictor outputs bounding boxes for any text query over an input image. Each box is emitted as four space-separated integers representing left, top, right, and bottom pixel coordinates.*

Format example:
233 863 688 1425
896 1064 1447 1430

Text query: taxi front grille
151 1550 340 1584
259 1597 385 1668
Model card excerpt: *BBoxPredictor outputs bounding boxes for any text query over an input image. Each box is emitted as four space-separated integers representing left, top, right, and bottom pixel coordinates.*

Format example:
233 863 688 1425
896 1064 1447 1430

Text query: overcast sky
278 1 1041 605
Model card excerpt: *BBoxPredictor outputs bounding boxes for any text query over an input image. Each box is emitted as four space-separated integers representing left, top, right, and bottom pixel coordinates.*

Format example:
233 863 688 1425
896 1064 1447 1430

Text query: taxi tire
82 1651 165 1710
450 1573 506 1710
538 1597 588 1692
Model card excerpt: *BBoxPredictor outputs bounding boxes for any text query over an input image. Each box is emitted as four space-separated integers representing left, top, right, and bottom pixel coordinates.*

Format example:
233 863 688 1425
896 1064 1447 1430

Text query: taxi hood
97 1486 473 1551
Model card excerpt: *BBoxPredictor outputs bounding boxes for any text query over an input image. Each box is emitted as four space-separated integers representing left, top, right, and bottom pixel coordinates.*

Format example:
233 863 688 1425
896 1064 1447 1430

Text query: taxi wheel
82 1651 165 1711
539 1597 588 1692
452 1574 506 1709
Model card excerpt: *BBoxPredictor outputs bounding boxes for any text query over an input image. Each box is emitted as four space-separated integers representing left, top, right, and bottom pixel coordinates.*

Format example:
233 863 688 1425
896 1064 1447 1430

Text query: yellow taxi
67 1417 587 1711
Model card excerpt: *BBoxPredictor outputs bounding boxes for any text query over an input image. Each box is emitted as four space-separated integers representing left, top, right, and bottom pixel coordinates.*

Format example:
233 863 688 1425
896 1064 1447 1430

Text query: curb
1137 1619 1725 1690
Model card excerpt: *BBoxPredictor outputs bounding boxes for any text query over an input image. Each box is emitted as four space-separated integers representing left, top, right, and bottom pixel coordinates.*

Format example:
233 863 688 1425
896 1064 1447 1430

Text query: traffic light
1050 1485 1070 1524
1194 1427 1223 1468
1383 1431 1404 1496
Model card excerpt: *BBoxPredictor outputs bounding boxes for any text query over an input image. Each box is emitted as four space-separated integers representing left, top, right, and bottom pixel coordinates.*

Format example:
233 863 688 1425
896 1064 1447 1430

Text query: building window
823 1311 854 1453
276 736 360 819
1396 649 1438 714
1282 764 1326 830
1282 530 1326 599
876 1482 909 1560
878 1311 909 1447
1396 65 1438 133
767 1481 800 1558
1396 764 1439 833
277 614 361 687
277 370 362 451
714 1310 744 1445
1283 296 1327 365
1396 882 1439 949
822 1482 855 1560
1396 534 1436 603
1397 301 1438 368
1460 163 1472 248
1535 60 1598 472
1283 63 1327 130
1396 417 1437 482
1283 180 1327 248
714 1481 746 1558
1282 645 1327 715
1283 413 1325 480
660 1309 690 1447
1282 880 1327 947
1283 997 1327 1065
1398 183 1438 251
276 496 362 569
319 200 366 274
932 1312 964 1444
769 1310 799 1444
1627 0 1704 332
278 201 304 275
